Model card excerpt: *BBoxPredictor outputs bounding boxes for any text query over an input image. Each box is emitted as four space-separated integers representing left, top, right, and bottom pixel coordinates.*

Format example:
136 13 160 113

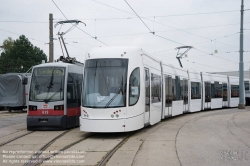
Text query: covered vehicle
0 73 30 112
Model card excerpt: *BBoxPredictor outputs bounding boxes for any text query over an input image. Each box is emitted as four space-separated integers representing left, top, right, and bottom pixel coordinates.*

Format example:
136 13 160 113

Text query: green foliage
0 35 47 74
1 37 14 52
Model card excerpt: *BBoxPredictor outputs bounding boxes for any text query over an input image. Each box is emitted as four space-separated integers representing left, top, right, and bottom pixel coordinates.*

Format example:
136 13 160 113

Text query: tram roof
32 62 78 68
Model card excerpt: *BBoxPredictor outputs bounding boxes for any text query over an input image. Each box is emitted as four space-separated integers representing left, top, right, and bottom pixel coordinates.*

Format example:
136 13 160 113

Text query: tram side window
180 79 184 100
76 74 83 106
165 76 172 106
67 73 78 107
244 81 249 91
191 82 201 99
211 83 215 98
223 84 228 101
151 73 161 103
172 76 181 101
211 82 222 98
129 68 140 106
231 85 239 98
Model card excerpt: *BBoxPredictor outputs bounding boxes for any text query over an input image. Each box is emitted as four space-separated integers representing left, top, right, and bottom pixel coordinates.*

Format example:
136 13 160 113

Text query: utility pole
238 0 245 109
49 13 54 62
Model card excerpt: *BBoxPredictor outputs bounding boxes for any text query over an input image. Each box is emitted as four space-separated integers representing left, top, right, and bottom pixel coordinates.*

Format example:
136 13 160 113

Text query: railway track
0 131 34 147
97 132 134 166
21 131 134 166
24 129 73 166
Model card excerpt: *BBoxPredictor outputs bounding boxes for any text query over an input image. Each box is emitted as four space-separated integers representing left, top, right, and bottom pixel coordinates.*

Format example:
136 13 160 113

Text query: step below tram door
204 82 211 109
144 68 150 125
222 83 228 107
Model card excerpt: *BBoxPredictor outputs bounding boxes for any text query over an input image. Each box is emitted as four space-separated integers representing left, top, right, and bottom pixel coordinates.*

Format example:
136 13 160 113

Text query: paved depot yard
0 108 249 166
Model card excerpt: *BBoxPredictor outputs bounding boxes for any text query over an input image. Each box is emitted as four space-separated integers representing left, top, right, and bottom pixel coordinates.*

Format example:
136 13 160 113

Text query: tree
0 35 47 74
0 37 14 52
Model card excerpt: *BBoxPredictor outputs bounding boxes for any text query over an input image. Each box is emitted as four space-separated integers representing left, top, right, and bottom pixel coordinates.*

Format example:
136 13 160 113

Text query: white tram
27 62 84 130
80 46 242 132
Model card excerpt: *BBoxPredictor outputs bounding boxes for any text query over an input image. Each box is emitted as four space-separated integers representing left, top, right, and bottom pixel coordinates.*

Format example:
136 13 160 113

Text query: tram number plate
42 110 49 115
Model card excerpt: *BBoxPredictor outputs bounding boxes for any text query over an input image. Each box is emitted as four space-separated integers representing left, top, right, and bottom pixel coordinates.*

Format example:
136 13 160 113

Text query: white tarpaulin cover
0 73 25 107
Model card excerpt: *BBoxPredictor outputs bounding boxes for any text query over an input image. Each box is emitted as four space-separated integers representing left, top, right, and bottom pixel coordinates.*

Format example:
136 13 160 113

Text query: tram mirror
22 77 28 85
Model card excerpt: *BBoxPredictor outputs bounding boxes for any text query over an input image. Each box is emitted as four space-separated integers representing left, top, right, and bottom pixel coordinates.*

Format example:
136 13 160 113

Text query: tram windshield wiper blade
105 76 123 108
44 77 63 104
44 88 63 103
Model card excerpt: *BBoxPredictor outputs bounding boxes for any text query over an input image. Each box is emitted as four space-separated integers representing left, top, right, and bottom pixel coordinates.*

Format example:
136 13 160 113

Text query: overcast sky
0 0 250 72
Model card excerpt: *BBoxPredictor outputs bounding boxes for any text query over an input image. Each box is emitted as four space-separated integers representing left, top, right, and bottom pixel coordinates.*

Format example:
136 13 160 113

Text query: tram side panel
142 54 162 125
201 73 227 110
244 80 250 105
124 53 145 132
188 70 202 112
161 64 189 117
228 76 240 107
66 65 83 128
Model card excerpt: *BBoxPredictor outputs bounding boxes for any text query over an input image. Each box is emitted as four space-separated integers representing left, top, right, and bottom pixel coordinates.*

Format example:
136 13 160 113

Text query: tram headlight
54 105 64 110
29 105 37 111
116 114 119 118
111 114 114 118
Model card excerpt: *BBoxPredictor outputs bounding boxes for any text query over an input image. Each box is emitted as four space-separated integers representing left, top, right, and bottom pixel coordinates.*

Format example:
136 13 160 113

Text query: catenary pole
49 13 54 62
238 0 245 109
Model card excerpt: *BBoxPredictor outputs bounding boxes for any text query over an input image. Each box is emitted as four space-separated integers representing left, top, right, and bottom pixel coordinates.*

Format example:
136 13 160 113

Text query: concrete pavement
108 108 250 166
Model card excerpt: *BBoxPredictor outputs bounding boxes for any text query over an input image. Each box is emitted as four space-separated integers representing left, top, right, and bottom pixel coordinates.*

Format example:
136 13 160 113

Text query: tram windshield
83 59 128 108
29 67 65 102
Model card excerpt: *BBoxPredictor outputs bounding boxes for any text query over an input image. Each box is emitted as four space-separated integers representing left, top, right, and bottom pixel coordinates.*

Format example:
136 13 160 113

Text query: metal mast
238 0 245 109
49 14 54 62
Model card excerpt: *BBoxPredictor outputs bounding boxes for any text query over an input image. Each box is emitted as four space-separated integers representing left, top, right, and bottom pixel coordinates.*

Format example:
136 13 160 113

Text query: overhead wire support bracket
175 46 193 68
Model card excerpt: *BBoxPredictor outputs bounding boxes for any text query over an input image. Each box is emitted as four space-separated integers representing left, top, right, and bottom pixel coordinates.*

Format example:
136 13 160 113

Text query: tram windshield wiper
44 78 63 103
44 68 63 102
44 88 63 103
105 76 123 108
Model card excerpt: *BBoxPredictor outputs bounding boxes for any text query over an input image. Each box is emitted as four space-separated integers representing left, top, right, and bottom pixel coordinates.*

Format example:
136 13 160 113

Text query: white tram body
27 62 84 130
228 76 240 107
80 46 243 133
201 72 228 109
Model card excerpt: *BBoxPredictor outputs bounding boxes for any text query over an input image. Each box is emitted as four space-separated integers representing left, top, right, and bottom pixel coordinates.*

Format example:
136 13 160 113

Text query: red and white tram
27 62 84 130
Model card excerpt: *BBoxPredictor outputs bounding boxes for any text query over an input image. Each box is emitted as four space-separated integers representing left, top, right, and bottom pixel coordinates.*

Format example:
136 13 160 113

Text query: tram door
144 68 150 124
222 83 228 107
183 79 189 112
165 75 172 116
204 82 211 109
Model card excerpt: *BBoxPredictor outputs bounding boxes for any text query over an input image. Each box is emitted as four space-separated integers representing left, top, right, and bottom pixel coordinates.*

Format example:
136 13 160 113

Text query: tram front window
83 59 128 108
29 67 65 102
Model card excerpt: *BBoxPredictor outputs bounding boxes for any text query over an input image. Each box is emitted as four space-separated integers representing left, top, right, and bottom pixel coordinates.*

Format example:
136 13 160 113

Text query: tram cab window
151 73 161 103
129 68 140 106
191 82 201 99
